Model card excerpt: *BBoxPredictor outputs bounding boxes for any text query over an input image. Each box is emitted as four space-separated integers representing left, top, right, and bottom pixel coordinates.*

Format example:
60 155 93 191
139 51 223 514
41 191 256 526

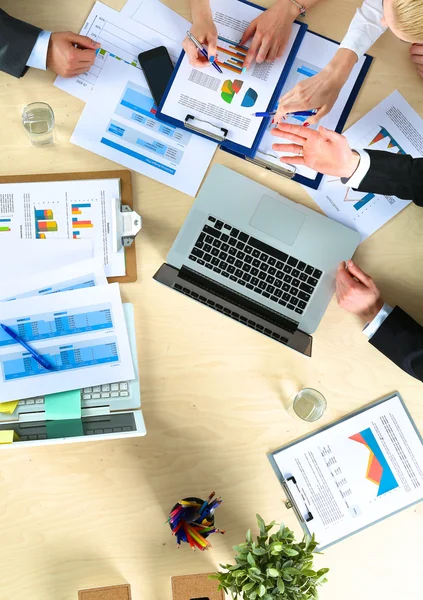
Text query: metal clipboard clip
282 476 313 523
246 151 296 179
184 114 228 143
111 198 142 253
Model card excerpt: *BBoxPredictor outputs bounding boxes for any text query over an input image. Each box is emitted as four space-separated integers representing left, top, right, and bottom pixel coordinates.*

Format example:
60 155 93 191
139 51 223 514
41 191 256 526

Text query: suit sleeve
356 151 423 206
0 9 41 78
369 306 423 382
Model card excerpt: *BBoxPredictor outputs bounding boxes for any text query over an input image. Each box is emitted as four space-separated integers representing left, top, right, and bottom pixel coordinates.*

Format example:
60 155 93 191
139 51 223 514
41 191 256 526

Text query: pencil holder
168 492 224 550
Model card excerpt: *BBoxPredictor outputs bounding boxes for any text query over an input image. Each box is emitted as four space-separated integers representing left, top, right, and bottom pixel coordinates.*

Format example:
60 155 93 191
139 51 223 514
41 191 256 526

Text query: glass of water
291 388 327 422
22 102 55 146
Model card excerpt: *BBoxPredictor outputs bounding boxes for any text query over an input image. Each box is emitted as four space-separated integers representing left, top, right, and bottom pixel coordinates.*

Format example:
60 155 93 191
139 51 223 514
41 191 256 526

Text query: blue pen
253 109 318 118
0 323 52 371
186 31 223 74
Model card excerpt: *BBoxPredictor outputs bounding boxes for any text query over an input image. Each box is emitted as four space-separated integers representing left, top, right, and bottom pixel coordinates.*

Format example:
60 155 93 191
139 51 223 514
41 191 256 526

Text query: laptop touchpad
249 194 306 246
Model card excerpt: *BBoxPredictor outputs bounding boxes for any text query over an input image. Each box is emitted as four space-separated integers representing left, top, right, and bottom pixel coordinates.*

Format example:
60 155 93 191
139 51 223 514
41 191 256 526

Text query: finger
184 38 207 67
336 261 354 288
207 32 218 62
271 129 308 144
317 125 344 143
274 123 314 140
410 53 423 65
272 143 303 154
410 43 423 56
67 33 100 49
73 48 97 64
243 34 261 71
346 259 372 287
278 155 305 165
256 37 272 64
240 21 256 46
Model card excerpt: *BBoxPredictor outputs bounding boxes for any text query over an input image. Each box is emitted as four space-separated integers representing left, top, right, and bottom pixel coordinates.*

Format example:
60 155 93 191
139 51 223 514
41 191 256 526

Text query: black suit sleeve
355 151 423 206
369 306 423 382
0 9 41 78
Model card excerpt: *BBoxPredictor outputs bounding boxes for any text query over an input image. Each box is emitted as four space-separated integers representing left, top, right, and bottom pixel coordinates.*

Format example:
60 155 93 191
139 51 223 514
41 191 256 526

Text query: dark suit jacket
354 153 423 382
0 9 41 77
356 150 423 206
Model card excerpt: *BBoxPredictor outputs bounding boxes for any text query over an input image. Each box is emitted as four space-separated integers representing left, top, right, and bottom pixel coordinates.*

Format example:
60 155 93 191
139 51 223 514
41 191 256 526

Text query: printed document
55 1 188 102
0 258 107 302
0 178 125 276
121 0 189 43
306 91 422 241
160 0 302 149
71 59 216 196
0 284 134 402
271 394 423 549
256 31 368 178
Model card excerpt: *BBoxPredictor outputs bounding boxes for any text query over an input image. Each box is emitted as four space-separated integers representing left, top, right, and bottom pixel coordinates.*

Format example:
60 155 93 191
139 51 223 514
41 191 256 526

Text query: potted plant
211 514 329 600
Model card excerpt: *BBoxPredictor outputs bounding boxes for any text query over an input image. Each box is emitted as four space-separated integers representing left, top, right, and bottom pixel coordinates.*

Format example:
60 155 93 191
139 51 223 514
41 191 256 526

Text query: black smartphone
138 46 174 107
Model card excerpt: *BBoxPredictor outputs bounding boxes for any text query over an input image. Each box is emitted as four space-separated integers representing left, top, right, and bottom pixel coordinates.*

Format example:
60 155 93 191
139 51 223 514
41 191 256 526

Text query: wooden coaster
171 573 224 600
78 584 131 600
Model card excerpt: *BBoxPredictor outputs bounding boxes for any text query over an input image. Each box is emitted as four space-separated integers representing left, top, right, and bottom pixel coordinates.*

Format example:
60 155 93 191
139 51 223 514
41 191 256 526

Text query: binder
268 392 423 549
157 0 373 189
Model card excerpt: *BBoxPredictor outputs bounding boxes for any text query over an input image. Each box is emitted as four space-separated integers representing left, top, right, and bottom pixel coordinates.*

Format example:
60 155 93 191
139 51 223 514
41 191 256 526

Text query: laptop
154 165 360 357
0 303 146 445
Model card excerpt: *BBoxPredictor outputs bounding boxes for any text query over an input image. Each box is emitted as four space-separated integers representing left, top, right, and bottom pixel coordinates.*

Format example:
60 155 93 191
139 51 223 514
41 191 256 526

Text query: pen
0 323 52 371
186 31 223 74
253 109 318 118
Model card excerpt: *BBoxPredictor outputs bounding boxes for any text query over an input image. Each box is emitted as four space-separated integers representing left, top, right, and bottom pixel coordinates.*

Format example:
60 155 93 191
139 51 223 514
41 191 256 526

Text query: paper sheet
306 91 422 241
45 390 82 420
0 239 94 280
0 258 107 302
256 32 368 180
55 1 188 102
71 58 217 196
121 0 189 45
0 283 134 402
161 0 302 149
0 178 125 276
271 394 423 549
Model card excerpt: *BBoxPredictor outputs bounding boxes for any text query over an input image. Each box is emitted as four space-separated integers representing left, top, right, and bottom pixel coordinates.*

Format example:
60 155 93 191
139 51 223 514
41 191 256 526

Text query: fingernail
209 55 215 63
303 122 310 127
242 67 246 73
271 119 274 124
349 260 354 266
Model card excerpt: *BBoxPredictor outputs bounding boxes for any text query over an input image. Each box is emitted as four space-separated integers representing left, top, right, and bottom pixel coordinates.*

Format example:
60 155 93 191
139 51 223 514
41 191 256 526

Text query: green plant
211 514 329 600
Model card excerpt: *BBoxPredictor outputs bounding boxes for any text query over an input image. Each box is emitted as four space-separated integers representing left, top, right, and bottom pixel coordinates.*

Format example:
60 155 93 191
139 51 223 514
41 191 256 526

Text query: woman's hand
241 0 299 70
183 3 217 68
410 44 423 79
274 48 357 125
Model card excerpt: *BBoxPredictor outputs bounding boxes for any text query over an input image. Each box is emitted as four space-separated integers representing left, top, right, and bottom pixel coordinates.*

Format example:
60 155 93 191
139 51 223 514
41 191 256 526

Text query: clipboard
157 0 308 158
268 392 423 549
0 169 138 283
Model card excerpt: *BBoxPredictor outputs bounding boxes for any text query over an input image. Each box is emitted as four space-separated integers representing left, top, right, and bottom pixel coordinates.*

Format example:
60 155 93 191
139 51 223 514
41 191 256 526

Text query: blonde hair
393 0 423 40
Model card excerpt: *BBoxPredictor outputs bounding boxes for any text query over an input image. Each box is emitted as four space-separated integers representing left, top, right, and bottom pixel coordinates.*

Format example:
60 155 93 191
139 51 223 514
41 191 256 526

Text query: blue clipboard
157 0 308 159
268 391 423 550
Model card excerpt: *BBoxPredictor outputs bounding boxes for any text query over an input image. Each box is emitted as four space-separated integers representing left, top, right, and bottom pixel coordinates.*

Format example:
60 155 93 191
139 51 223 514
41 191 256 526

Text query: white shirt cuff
345 149 371 188
26 30 52 70
362 303 393 339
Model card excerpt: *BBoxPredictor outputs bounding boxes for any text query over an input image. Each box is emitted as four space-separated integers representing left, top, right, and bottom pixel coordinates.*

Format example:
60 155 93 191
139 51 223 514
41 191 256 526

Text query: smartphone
138 46 175 107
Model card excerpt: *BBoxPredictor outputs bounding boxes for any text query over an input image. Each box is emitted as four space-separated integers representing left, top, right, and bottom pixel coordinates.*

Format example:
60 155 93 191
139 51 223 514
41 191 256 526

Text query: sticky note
0 430 19 444
45 389 82 420
0 400 19 414
46 419 84 439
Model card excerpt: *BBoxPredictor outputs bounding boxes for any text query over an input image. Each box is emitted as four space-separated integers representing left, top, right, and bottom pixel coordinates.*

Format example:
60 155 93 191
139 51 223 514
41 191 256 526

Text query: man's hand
336 260 384 322
241 0 298 70
271 123 360 177
46 32 100 78
410 44 423 79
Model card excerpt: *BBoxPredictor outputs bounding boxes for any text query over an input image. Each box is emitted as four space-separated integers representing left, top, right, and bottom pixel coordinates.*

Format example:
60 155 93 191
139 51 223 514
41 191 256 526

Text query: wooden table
1 1 422 599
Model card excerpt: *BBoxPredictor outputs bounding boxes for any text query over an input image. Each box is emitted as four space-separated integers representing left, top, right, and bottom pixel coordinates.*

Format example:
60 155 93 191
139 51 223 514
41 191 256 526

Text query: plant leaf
258 584 266 597
253 547 267 556
267 568 279 578
247 553 256 567
242 582 256 592
246 529 253 543
282 547 299 556
277 578 285 594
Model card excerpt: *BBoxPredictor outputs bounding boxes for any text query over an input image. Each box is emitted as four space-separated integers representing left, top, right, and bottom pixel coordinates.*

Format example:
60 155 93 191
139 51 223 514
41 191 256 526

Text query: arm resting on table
0 9 41 77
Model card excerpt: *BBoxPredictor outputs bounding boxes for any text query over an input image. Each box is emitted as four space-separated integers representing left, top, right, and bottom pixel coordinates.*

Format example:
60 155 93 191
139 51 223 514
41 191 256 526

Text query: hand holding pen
185 31 223 74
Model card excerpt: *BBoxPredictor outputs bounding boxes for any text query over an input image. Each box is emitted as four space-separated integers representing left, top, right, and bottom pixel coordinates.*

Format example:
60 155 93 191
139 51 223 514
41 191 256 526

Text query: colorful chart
216 36 247 74
0 218 11 233
98 47 138 68
34 208 58 239
72 203 93 238
241 88 258 108
368 126 406 154
349 428 399 496
221 79 243 104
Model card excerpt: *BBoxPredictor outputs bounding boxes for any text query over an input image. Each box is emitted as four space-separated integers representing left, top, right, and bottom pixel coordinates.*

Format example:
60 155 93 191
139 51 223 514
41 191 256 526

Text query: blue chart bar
353 193 375 211
0 218 11 223
297 66 318 77
2 338 119 380
120 87 156 117
0 306 113 347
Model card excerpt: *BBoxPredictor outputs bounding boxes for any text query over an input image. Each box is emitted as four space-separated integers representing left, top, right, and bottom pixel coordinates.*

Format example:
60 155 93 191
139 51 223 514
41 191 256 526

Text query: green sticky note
46 419 84 439
44 390 82 420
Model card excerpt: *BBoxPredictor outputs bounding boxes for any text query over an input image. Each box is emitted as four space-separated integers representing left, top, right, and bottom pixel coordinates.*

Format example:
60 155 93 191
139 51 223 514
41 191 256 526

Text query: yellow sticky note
0 400 19 414
0 430 19 444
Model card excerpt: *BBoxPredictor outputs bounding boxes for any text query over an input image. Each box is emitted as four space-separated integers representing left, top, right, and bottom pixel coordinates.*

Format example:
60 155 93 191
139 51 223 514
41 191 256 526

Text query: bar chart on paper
72 203 94 239
0 218 11 233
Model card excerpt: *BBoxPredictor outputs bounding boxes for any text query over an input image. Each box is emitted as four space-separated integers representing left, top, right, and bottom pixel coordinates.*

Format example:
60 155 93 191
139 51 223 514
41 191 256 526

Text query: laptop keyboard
17 382 130 407
188 215 322 315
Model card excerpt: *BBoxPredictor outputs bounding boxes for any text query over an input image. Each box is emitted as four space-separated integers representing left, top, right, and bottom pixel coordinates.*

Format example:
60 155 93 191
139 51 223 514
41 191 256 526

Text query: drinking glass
290 388 326 422
22 102 55 146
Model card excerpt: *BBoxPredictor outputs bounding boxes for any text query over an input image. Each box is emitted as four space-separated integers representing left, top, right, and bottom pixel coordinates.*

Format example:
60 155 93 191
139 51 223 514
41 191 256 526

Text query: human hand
240 0 298 71
183 7 217 68
410 44 423 79
46 32 100 77
336 260 383 322
274 48 357 124
271 123 360 177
